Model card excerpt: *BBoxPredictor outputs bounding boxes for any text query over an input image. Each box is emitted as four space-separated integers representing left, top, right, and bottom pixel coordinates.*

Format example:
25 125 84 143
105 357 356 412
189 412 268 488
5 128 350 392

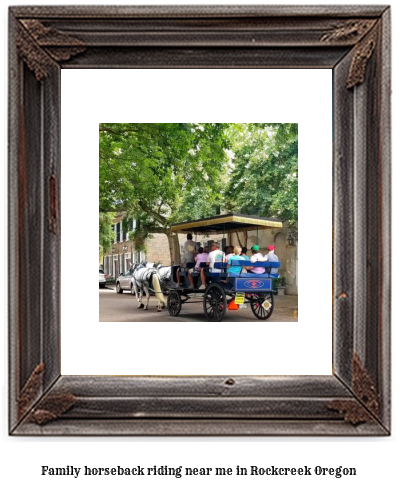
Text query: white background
1 1 398 491
61 69 332 376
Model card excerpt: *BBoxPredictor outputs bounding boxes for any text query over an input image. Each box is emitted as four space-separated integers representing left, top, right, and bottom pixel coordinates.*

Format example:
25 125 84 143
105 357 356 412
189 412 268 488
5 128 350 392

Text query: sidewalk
274 294 298 308
274 294 298 319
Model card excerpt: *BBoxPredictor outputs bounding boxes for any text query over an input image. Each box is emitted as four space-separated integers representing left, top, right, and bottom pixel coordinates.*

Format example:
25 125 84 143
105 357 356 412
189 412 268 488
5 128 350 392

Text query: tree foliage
99 123 298 262
100 124 228 215
224 123 298 225
99 212 115 256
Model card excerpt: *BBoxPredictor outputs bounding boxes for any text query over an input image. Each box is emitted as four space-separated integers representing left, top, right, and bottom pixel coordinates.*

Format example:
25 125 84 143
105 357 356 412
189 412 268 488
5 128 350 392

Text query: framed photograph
9 5 390 435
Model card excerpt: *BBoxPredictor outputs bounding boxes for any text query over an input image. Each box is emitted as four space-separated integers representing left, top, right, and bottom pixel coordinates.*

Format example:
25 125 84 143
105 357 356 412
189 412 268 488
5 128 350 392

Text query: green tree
225 123 298 225
100 123 299 264
99 212 115 258
99 123 229 263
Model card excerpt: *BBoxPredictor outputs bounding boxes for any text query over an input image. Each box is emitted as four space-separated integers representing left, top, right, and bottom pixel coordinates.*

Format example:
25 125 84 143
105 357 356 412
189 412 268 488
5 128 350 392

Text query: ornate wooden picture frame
9 5 391 435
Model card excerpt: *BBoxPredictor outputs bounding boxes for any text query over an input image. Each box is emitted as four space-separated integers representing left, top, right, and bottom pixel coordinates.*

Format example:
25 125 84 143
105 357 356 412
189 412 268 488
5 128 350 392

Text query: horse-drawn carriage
167 213 282 322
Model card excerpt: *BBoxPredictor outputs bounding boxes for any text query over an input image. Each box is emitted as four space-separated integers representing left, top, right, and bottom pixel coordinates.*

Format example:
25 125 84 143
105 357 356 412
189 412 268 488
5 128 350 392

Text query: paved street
99 285 298 323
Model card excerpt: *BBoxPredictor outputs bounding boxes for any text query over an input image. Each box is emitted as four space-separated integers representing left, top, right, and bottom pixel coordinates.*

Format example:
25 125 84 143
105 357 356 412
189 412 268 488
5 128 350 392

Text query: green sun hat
251 245 260 252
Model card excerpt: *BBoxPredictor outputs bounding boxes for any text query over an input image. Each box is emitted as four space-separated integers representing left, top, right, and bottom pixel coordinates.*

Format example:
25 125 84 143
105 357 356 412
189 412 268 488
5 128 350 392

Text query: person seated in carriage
227 246 245 273
187 246 209 289
240 246 250 260
263 245 279 274
224 245 235 263
199 242 224 290
226 246 246 287
246 245 266 274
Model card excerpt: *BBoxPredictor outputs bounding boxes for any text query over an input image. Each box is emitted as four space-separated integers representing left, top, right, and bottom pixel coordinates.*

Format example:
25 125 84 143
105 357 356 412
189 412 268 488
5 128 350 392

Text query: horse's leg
160 290 166 310
132 279 137 299
143 285 150 310
140 286 145 309
134 280 144 308
152 274 166 312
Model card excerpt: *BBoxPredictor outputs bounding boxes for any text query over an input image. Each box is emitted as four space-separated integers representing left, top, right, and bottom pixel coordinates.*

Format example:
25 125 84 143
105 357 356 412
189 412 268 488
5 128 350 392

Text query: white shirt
250 252 265 273
208 249 224 272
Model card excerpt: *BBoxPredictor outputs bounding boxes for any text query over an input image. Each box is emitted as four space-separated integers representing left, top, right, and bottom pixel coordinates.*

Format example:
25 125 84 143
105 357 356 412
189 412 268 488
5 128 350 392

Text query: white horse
132 265 167 312
156 265 173 289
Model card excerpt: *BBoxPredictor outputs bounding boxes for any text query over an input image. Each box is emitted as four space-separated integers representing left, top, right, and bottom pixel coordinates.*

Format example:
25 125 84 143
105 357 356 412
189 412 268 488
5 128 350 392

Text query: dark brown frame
9 5 391 436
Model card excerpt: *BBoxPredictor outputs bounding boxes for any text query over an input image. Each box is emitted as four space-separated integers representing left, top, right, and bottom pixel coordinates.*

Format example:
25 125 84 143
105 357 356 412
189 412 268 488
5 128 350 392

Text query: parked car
99 268 107 288
116 269 136 294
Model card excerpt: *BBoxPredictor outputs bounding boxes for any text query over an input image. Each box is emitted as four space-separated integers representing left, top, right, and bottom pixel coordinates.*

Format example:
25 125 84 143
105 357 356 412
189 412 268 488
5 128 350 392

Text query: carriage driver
176 233 197 286
199 242 224 290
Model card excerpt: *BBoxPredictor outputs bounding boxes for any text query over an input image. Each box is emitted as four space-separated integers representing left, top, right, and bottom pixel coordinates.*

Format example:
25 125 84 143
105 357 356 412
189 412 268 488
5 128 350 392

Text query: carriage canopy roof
170 213 283 235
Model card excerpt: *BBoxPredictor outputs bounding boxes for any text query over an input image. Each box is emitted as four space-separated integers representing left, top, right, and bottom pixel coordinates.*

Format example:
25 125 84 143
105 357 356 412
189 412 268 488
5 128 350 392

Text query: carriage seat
178 262 195 277
181 262 226 278
228 272 280 278
189 262 208 277
226 260 280 278
204 262 228 278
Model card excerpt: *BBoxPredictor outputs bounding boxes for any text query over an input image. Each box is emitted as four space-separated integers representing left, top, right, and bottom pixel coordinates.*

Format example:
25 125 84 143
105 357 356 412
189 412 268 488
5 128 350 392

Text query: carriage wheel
250 292 274 320
167 290 182 317
203 283 227 322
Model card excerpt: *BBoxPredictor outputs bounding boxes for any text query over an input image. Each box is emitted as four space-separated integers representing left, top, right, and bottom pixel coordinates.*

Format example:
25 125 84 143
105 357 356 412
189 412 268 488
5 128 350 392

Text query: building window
116 222 121 243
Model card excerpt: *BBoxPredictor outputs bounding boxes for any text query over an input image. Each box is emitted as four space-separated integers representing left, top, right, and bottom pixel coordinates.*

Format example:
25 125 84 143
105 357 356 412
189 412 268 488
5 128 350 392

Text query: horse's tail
152 274 166 305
